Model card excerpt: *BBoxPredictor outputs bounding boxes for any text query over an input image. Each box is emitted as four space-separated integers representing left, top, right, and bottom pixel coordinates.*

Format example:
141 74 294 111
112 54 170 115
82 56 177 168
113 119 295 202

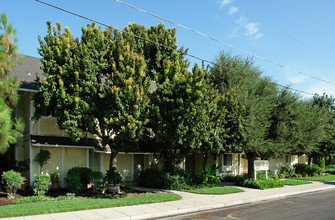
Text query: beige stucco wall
17 92 31 132
240 156 248 174
40 147 62 174
63 148 88 176
116 154 132 175
39 118 63 136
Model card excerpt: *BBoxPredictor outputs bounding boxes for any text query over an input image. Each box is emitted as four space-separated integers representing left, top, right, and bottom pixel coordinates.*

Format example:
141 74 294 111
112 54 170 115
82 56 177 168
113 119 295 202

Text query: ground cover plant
221 172 284 190
295 174 335 182
186 186 244 195
0 193 181 218
282 179 312 185
326 165 335 174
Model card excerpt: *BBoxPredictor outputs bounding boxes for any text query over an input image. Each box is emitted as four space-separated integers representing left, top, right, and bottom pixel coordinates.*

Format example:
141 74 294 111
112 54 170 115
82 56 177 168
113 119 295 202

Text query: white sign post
254 160 269 180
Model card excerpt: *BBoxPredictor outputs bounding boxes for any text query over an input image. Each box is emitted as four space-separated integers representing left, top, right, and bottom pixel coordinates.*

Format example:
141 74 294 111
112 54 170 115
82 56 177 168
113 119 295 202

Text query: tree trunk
109 150 118 170
247 152 257 179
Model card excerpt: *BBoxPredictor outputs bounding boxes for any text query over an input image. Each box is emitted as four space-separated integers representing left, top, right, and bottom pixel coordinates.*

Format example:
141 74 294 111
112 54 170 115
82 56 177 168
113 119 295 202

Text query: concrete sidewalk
3 181 335 220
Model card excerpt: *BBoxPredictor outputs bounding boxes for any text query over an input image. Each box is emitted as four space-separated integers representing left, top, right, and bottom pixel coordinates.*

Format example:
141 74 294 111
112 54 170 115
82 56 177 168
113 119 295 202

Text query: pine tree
0 13 24 154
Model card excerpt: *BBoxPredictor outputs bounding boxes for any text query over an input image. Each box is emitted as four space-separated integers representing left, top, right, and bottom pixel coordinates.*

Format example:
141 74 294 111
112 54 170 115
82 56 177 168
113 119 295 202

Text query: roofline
18 88 38 93
32 143 152 155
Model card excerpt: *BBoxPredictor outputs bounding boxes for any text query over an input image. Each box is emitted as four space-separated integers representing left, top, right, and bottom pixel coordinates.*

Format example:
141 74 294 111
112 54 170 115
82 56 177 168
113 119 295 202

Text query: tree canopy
0 13 24 154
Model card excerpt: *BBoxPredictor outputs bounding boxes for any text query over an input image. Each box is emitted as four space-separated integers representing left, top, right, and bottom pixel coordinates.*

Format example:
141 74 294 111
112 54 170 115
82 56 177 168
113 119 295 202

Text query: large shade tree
34 22 152 169
210 52 278 178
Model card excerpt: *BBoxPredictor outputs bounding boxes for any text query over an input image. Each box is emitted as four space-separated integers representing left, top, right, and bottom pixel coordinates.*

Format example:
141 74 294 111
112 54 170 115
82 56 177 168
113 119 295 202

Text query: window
285 155 291 164
223 154 233 166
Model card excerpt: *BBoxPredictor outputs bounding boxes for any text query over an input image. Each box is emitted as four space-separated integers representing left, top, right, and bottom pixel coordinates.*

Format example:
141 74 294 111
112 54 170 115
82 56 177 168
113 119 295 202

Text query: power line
112 0 335 86
34 0 315 96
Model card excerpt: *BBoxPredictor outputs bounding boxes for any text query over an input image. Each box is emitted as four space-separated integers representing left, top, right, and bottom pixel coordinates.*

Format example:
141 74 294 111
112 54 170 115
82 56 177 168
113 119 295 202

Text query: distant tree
311 93 335 166
34 22 151 170
0 13 24 154
210 51 280 178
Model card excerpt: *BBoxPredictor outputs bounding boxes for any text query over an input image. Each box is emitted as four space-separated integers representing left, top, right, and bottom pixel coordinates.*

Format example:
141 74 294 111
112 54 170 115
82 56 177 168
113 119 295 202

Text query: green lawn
0 193 181 218
282 179 312 185
296 174 335 182
186 186 244 195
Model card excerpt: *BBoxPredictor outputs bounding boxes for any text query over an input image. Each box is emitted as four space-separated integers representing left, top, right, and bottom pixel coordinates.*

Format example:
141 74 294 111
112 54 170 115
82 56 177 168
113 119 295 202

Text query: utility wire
112 0 335 86
35 0 315 96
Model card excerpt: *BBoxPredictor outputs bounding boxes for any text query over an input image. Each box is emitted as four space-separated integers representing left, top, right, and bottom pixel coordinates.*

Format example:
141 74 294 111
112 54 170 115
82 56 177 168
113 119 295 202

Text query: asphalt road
157 188 335 220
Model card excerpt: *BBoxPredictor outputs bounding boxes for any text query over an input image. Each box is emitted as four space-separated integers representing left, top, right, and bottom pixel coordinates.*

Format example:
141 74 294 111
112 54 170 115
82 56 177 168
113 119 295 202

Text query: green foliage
200 162 222 185
104 167 122 185
35 21 153 170
66 167 93 193
68 167 93 185
1 170 23 199
278 164 295 178
241 178 284 190
313 155 326 168
138 168 201 190
33 173 50 196
50 172 61 183
0 13 24 154
294 163 324 177
282 180 312 185
326 165 335 172
186 186 244 195
34 149 50 169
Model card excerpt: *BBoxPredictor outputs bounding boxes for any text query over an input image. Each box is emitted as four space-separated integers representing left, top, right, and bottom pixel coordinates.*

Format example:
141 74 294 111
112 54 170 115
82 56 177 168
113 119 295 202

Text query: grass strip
282 179 312 185
296 174 335 182
0 193 181 218
186 186 244 195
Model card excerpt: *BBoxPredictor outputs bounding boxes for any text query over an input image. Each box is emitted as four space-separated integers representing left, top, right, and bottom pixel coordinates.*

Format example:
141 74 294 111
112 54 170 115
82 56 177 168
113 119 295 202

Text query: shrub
200 162 222 185
222 174 248 185
138 168 169 189
66 171 82 194
138 168 201 190
33 173 50 196
66 167 93 193
34 149 50 169
294 163 324 177
1 170 23 199
105 167 122 185
278 164 295 178
240 177 284 190
313 155 325 169
50 172 61 183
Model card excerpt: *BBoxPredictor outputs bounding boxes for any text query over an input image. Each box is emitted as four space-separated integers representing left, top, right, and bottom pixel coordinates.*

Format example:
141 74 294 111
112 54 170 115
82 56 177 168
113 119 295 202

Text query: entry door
133 154 144 180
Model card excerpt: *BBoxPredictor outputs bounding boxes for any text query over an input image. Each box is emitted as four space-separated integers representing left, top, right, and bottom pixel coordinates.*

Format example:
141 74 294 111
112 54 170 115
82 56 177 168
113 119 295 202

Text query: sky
2 0 335 98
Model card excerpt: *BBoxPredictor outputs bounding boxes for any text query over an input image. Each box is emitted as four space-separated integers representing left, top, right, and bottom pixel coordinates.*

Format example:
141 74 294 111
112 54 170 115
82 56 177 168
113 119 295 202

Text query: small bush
313 155 325 169
34 149 50 168
278 164 295 178
33 173 50 196
50 172 61 183
294 163 324 177
138 168 201 190
1 170 23 199
241 178 284 190
66 167 93 193
222 174 248 185
105 167 122 185
138 168 169 189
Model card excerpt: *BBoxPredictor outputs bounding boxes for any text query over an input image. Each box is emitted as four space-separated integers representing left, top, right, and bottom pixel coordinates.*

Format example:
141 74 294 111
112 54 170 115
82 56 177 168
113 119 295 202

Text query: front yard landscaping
0 192 181 218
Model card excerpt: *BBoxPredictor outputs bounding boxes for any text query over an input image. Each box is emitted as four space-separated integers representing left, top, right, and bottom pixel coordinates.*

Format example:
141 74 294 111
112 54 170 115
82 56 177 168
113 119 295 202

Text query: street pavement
2 181 335 220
